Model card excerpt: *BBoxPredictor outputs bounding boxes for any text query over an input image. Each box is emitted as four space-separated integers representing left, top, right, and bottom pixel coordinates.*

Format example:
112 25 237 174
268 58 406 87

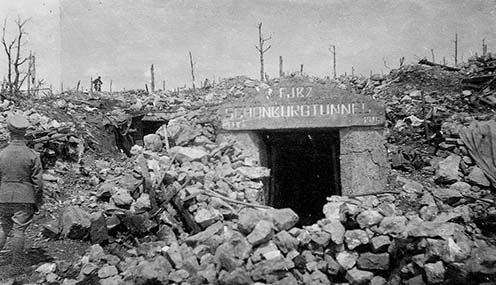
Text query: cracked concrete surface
340 127 388 196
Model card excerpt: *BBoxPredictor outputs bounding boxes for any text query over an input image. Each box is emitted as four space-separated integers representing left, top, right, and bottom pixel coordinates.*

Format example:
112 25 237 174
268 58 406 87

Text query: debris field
0 54 495 285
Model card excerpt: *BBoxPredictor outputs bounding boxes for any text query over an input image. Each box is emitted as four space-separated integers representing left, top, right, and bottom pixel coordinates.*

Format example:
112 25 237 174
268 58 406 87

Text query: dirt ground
0 212 91 283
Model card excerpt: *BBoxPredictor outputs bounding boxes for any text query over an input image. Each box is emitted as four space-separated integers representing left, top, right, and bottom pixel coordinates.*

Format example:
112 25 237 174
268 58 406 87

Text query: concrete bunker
220 78 388 225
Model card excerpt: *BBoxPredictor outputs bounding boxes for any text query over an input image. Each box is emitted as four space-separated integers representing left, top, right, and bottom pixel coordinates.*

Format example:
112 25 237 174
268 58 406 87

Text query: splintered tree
1 17 30 95
189 51 196 92
150 64 155 93
453 33 458 66
482 38 488 56
255 22 271 81
329 45 336 79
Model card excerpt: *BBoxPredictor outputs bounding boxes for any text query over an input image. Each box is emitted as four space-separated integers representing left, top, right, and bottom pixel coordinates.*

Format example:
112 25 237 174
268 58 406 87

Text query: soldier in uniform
0 114 43 273
93 76 103 92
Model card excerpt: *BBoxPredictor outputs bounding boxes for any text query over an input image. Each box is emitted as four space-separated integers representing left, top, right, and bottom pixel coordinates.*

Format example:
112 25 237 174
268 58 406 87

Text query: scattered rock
322 219 346 244
247 220 274 246
370 276 387 285
356 210 384 228
435 154 461 184
357 252 390 270
237 208 265 235
59 206 91 239
311 230 331 247
377 216 407 235
143 134 163 152
432 188 463 205
133 193 151 212
344 229 370 250
336 251 359 270
345 267 374 285
89 211 109 244
97 265 118 279
169 146 208 163
194 207 222 228
467 166 490 187
424 261 445 284
266 208 299 231
274 230 299 254
449 181 471 193
236 166 270 180
111 188 134 208
371 235 391 253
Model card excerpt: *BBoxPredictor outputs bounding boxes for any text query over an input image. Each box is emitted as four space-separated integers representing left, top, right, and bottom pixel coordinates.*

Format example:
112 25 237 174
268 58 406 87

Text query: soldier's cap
7 114 30 132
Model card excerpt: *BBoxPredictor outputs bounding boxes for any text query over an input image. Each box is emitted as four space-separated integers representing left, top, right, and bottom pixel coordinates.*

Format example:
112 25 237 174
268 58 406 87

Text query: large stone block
89 211 109 244
435 154 461 184
143 134 162 152
59 206 91 240
357 252 390 270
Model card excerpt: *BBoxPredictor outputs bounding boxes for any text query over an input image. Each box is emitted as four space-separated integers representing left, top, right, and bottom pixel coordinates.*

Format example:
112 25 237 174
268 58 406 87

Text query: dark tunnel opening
261 129 341 226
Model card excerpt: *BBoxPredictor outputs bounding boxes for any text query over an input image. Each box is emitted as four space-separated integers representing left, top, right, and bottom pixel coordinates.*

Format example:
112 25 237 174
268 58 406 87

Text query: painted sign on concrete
220 79 385 130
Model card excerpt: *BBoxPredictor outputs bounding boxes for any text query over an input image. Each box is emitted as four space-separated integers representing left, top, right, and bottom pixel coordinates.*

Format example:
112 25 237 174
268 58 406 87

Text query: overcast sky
1 0 495 92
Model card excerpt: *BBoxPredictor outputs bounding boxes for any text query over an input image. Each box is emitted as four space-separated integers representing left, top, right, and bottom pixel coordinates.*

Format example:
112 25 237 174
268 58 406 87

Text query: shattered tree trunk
418 59 460 71
256 22 271 82
279 56 283 77
189 51 196 92
482 38 487 56
330 45 336 79
454 33 458 66
150 64 155 93
2 18 30 94
31 53 36 95
27 51 31 95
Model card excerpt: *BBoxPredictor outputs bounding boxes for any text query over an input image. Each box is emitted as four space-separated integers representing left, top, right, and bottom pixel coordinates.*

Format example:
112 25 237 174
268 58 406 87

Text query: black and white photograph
0 0 495 283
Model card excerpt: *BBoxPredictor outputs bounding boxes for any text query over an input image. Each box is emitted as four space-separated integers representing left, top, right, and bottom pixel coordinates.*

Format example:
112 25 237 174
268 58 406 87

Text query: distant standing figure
0 114 43 274
93 76 103 91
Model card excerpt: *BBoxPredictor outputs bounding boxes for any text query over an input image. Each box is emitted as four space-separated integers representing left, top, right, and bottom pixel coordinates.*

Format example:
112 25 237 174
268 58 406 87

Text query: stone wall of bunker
339 127 388 196
216 131 267 202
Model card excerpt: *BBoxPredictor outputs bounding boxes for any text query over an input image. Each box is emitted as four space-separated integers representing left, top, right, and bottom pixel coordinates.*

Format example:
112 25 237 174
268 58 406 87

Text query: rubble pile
35 186 496 284
27 101 495 284
1 56 496 283
0 102 84 164
462 52 496 106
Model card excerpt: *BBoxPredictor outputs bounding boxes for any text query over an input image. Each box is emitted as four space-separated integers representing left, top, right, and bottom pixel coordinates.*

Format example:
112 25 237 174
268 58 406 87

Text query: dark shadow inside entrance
261 129 341 226
142 120 166 136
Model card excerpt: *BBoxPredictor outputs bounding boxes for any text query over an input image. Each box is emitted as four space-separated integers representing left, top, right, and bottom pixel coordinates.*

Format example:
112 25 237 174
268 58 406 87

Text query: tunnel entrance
261 129 341 226
129 114 167 146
